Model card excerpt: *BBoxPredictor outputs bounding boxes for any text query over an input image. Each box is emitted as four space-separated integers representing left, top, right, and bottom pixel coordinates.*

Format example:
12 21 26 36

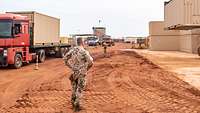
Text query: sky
0 0 166 38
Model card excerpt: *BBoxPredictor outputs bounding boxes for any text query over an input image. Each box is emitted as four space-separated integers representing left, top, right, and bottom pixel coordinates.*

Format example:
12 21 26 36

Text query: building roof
93 27 106 29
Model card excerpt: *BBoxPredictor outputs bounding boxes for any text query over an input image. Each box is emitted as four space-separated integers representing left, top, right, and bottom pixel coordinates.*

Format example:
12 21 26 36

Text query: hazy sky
0 0 166 37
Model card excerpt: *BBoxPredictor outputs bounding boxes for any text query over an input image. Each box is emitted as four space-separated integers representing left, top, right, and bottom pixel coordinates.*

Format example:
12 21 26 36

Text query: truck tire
56 48 66 58
38 49 46 63
13 54 23 69
198 47 200 56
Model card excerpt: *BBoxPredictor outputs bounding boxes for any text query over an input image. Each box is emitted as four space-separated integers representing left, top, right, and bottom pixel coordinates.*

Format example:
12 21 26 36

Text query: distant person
63 38 93 112
102 41 108 55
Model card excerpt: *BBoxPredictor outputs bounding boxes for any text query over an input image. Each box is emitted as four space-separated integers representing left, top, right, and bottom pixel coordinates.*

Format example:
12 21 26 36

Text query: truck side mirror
12 26 21 38
12 26 15 36
12 26 20 38
13 24 22 35
14 34 20 38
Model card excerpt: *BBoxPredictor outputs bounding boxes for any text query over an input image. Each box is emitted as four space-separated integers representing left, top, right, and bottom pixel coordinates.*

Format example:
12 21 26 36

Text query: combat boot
73 103 81 112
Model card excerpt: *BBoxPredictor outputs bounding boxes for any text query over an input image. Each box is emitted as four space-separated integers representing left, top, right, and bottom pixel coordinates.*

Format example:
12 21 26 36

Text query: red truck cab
0 13 33 68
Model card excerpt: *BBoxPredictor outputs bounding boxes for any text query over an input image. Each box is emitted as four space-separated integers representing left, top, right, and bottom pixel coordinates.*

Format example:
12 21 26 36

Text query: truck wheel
13 54 23 69
38 49 46 63
198 47 200 56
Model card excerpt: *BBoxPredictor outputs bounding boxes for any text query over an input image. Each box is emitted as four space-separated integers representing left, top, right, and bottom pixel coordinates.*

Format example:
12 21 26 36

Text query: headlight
3 50 7 56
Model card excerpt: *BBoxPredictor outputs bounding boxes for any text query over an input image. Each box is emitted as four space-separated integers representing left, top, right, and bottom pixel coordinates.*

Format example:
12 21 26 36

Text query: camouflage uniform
63 46 93 110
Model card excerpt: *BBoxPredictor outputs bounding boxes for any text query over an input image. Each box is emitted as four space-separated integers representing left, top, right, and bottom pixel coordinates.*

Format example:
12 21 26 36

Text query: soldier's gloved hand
87 62 93 70
87 66 91 71
65 61 73 69
69 74 74 81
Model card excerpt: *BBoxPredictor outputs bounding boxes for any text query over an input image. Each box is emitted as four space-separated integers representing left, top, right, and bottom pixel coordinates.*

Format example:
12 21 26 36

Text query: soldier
63 38 93 112
102 41 108 57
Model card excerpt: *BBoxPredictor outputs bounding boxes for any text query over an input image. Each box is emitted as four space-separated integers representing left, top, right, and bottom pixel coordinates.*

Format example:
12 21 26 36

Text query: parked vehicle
101 37 115 46
0 11 70 68
124 37 137 43
87 37 100 46
131 38 148 49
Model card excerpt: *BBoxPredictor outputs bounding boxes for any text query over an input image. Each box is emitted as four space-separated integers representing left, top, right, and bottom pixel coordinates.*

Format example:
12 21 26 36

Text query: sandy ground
134 49 200 90
0 43 200 113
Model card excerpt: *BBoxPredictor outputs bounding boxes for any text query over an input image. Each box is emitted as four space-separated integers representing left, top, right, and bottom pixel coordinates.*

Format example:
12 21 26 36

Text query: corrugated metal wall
165 0 200 28
179 29 200 53
164 0 184 28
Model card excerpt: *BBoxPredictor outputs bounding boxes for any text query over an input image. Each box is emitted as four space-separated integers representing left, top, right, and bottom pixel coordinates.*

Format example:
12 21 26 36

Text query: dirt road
0 43 200 113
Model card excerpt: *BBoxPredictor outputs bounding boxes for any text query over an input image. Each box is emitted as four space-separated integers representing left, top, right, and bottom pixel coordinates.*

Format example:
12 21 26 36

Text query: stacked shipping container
165 0 200 30
149 21 180 51
149 21 200 53
179 29 200 53
149 0 200 53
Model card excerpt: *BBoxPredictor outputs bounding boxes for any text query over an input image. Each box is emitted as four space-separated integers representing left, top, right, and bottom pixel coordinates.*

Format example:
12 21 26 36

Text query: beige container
60 37 69 44
179 33 200 53
7 11 60 47
149 21 200 53
179 35 193 53
178 29 200 53
180 28 200 35
149 35 180 51
149 21 180 36
149 21 180 51
165 0 200 30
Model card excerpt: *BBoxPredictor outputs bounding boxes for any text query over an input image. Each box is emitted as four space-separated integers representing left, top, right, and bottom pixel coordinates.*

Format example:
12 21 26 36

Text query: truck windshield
0 21 12 38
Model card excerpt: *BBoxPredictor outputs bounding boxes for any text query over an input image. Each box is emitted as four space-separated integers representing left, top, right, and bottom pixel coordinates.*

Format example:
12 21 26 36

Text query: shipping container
149 21 180 36
179 32 200 53
165 0 200 30
180 28 200 35
60 37 69 44
6 11 60 48
149 21 200 53
149 35 180 51
149 21 180 51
